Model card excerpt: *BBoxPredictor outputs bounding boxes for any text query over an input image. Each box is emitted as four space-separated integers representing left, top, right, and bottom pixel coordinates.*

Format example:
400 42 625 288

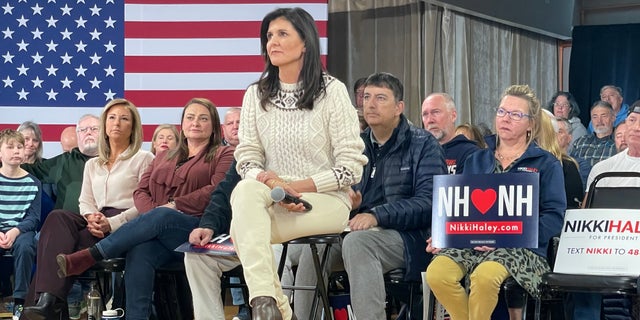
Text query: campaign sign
432 173 539 248
554 209 640 276
174 233 237 256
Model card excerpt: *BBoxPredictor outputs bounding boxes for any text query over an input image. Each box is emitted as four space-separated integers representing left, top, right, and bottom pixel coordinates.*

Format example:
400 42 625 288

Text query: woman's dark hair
353 77 367 94
546 91 581 119
256 7 325 111
168 98 222 163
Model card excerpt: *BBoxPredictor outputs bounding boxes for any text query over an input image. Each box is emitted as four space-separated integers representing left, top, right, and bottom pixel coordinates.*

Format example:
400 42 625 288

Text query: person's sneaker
11 304 23 320
232 304 251 320
68 301 82 320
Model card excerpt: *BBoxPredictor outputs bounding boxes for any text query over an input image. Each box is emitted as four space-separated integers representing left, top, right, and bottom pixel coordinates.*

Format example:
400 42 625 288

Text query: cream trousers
230 179 349 320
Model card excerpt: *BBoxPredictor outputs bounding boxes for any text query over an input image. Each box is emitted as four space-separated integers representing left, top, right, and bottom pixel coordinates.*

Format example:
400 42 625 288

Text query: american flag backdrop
0 0 328 158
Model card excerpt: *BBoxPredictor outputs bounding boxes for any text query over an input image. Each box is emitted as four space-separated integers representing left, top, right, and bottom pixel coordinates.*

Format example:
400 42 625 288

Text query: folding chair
535 171 640 320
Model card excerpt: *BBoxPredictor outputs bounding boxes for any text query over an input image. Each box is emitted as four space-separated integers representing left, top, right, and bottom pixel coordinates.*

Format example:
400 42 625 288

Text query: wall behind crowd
328 0 557 130
328 0 640 130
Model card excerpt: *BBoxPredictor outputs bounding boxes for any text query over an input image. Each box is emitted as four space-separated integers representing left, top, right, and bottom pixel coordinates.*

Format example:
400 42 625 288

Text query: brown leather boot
250 296 283 320
56 249 96 278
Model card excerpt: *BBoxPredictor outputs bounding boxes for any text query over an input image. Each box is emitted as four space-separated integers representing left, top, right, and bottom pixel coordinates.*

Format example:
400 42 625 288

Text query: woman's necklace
495 150 523 161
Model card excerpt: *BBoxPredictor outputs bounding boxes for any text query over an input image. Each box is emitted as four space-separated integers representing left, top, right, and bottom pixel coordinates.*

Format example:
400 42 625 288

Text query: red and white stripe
0 0 327 158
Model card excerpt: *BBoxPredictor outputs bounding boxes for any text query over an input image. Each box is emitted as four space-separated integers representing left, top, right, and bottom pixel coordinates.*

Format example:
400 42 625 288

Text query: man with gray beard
421 93 479 174
22 114 100 213
570 101 617 167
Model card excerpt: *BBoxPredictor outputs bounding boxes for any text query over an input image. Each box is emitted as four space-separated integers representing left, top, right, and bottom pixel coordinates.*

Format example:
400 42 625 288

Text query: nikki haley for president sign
432 173 540 248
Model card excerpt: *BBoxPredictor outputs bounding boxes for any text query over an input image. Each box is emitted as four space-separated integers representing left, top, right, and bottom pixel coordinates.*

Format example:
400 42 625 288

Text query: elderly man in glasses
22 114 100 213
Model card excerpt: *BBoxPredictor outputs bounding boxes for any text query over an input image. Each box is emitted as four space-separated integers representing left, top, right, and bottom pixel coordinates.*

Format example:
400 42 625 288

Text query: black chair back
584 172 640 209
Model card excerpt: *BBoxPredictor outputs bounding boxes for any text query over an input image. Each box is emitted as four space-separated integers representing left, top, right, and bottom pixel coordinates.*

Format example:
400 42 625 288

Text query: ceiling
577 0 640 25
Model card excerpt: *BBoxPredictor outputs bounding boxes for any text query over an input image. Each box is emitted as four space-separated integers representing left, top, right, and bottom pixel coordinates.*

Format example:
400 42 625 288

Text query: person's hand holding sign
425 237 441 255
473 246 495 252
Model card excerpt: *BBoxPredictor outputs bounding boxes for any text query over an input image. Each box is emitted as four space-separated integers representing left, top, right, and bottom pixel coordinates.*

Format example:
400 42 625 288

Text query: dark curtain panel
569 24 640 125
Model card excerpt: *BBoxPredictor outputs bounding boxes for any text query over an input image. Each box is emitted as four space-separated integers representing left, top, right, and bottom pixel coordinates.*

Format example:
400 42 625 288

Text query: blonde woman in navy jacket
426 85 566 320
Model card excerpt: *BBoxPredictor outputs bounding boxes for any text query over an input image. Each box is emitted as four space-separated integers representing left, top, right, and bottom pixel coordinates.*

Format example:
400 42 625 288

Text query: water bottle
87 282 103 320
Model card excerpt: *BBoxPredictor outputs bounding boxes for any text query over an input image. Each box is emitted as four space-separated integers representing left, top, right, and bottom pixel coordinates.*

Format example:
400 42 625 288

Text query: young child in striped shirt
0 129 41 320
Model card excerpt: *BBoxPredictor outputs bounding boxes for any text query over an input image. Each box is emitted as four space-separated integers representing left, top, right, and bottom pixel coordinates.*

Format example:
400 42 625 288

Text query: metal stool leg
277 242 289 279
308 243 333 320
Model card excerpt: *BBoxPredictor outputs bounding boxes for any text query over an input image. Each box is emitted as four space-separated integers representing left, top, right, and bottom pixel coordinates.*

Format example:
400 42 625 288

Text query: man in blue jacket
342 72 447 319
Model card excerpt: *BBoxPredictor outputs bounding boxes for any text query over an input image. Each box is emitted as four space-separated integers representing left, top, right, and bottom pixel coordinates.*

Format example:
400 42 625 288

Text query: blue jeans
570 292 601 320
230 277 245 305
0 231 36 299
94 208 199 320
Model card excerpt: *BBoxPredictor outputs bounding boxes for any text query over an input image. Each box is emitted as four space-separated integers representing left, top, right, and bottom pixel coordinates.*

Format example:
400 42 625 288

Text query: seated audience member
183 163 242 320
569 101 640 320
18 123 55 231
426 85 566 320
150 124 178 155
341 72 446 319
476 122 493 137
541 111 584 209
353 77 368 131
588 85 629 132
22 99 153 320
503 109 585 320
222 8 367 320
556 117 591 191
570 100 617 167
222 108 241 147
422 93 479 174
21 114 100 318
56 98 234 320
17 121 44 164
221 107 246 318
614 121 628 153
221 107 253 319
22 114 100 213
546 91 587 152
183 163 293 320
0 129 41 320
455 123 488 149
60 126 78 153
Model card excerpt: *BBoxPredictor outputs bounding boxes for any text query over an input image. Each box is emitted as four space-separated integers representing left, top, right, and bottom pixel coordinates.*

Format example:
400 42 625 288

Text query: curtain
423 4 558 130
329 0 558 128
569 24 640 126
328 0 423 123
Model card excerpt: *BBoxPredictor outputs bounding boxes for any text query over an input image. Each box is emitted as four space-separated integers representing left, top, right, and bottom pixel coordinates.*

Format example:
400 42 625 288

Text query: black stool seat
78 257 127 309
384 268 405 283
286 234 342 245
542 273 640 294
90 257 126 272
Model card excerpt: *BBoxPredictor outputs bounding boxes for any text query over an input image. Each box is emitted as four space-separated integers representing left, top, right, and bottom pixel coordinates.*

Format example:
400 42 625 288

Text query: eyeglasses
600 94 619 100
76 126 99 134
553 102 570 110
496 108 531 121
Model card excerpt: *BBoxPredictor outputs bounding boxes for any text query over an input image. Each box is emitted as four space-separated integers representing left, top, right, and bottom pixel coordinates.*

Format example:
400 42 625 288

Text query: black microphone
270 186 313 211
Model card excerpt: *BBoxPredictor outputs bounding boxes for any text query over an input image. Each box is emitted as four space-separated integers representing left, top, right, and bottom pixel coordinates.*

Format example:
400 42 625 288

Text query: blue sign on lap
432 173 540 248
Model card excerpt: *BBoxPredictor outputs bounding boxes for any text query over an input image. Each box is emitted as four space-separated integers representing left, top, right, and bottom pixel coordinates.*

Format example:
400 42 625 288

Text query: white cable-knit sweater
235 75 368 206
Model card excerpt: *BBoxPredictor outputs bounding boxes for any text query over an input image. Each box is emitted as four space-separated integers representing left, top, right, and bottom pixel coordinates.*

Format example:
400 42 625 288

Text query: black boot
22 292 64 320
251 296 283 320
